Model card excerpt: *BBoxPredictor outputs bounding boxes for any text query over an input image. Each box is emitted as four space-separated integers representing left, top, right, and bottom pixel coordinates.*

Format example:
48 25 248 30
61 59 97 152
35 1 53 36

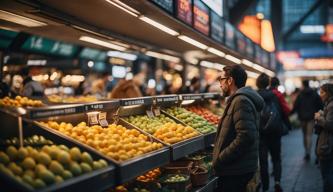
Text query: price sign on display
203 93 218 99
87 112 99 126
121 97 153 106
193 0 210 36
98 112 109 127
30 107 80 119
177 0 192 25
182 94 203 100
156 95 179 103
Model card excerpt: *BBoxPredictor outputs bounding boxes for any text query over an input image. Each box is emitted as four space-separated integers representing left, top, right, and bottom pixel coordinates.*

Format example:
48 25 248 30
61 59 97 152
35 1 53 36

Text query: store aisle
266 129 323 192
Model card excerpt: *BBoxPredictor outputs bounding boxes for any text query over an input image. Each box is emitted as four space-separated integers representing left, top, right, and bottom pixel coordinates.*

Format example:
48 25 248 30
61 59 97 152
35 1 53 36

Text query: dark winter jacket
316 97 333 160
291 88 323 121
258 89 286 136
213 86 264 176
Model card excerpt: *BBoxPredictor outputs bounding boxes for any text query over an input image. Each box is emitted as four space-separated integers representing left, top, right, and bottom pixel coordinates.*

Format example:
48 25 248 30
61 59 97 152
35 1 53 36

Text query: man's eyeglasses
218 76 228 82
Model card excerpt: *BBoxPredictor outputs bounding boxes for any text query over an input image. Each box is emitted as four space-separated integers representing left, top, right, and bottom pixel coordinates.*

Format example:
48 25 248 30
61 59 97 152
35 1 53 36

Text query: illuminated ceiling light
87 61 94 68
139 16 179 36
300 25 325 34
242 59 254 67
105 0 139 17
200 61 214 68
207 47 226 57
79 36 126 51
213 63 225 71
110 41 130 48
252 63 266 71
0 26 19 32
246 70 259 78
146 51 180 63
107 51 137 61
178 35 208 50
0 10 47 27
225 54 241 64
256 13 264 20
265 69 275 77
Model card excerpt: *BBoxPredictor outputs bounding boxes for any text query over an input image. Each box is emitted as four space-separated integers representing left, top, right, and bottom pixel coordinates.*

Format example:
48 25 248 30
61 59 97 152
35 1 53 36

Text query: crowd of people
213 65 333 192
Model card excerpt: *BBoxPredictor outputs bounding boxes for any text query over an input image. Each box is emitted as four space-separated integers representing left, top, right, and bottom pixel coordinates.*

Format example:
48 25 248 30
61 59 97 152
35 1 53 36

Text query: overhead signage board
246 38 254 58
0 29 18 49
236 31 246 54
225 22 235 49
202 0 223 16
177 0 192 25
151 0 174 13
22 36 77 57
193 0 210 36
210 11 224 43
80 47 107 62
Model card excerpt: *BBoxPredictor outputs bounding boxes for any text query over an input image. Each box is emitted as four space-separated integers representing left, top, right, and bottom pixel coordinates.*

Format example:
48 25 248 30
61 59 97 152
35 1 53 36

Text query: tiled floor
264 129 323 192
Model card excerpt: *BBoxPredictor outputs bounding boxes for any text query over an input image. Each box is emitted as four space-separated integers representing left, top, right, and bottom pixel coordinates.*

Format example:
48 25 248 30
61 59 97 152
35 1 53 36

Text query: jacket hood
257 89 276 102
233 86 264 111
303 87 314 95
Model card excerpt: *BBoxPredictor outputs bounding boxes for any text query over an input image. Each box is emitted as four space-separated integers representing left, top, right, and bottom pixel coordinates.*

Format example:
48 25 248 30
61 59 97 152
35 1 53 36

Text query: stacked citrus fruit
40 121 163 162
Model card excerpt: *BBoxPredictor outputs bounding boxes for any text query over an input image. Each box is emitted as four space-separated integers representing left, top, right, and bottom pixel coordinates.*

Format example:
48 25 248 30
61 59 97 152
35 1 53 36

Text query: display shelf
0 121 117 192
181 94 203 101
34 117 170 185
120 106 205 161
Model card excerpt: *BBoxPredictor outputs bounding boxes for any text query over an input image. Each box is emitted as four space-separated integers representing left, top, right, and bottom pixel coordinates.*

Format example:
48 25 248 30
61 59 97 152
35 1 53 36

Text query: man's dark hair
302 80 309 88
223 65 247 88
321 83 333 99
256 73 269 89
21 67 30 77
270 77 280 88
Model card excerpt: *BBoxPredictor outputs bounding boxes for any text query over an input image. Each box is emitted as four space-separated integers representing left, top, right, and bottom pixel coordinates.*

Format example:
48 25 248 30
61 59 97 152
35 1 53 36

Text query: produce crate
160 174 191 192
0 116 116 192
163 161 194 175
34 112 170 184
120 106 205 161
190 166 209 187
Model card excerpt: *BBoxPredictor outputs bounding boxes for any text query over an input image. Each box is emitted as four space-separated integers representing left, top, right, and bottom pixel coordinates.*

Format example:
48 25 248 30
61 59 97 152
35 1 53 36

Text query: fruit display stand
119 104 205 161
0 113 116 192
33 112 170 184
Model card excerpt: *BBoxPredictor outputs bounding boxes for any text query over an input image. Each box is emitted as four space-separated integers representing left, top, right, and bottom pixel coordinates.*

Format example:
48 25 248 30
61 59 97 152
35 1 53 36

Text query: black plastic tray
0 118 116 192
34 118 170 184
120 106 205 161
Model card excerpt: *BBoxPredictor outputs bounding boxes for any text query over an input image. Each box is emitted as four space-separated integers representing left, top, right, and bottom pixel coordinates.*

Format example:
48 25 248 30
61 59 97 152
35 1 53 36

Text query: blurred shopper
213 65 264 192
184 76 200 93
270 77 291 134
91 72 110 98
109 79 142 99
314 83 333 192
21 67 44 98
257 73 284 192
291 80 323 160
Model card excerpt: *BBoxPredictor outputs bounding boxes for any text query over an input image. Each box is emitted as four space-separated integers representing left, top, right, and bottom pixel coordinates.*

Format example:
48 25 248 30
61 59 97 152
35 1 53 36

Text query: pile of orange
0 96 43 107
136 168 161 182
40 121 163 162
153 123 199 144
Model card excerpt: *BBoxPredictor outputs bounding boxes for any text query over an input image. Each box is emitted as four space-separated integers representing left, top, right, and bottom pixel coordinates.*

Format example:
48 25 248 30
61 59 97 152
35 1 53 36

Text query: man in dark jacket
291 80 323 160
257 73 283 192
213 65 264 192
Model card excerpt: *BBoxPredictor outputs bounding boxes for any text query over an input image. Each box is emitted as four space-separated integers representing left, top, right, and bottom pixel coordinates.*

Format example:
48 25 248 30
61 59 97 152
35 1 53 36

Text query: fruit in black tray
0 135 53 146
0 144 108 189
166 107 216 134
164 174 187 183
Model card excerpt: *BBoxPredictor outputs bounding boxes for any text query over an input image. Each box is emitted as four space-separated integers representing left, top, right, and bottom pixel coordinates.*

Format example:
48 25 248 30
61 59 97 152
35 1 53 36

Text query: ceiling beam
283 0 325 41
229 0 257 25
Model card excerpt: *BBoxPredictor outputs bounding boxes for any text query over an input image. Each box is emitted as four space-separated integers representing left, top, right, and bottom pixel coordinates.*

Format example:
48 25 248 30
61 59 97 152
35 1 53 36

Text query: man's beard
221 87 230 97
